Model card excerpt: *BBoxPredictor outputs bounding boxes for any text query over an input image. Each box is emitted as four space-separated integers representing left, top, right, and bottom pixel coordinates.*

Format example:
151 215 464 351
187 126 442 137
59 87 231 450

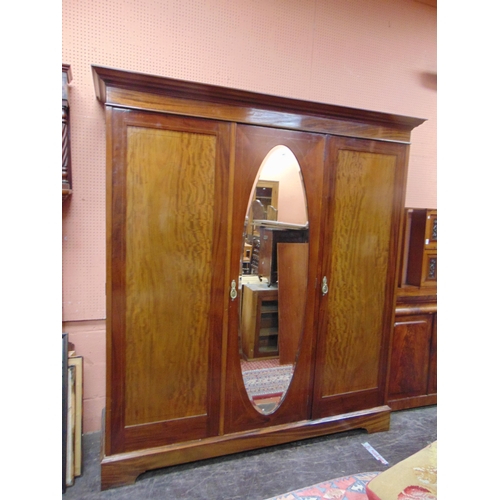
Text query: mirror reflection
239 146 309 414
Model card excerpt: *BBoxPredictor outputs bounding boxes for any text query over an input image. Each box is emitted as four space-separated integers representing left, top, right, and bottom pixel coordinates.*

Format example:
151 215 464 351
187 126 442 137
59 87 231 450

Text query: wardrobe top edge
91 64 427 131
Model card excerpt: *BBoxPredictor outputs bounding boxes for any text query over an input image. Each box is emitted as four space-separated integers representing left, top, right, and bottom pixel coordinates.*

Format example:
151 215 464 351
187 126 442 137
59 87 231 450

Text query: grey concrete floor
63 405 437 500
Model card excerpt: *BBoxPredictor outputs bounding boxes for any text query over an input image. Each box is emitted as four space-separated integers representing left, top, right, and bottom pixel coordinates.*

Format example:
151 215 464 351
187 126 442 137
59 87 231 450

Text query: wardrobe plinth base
100 405 391 490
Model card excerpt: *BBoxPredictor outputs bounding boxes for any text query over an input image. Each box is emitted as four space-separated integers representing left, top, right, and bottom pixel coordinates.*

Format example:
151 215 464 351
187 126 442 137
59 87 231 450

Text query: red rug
265 472 381 500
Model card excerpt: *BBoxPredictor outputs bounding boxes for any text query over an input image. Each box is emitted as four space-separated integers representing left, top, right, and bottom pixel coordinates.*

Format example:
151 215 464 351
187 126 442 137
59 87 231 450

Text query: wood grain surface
277 242 309 365
124 125 215 426
313 137 407 418
323 148 395 396
93 67 424 489
106 109 231 454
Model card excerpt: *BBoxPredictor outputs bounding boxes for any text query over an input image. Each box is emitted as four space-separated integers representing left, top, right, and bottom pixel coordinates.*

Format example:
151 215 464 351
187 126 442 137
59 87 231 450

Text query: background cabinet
93 65 424 490
403 208 437 287
389 207 437 410
388 289 437 410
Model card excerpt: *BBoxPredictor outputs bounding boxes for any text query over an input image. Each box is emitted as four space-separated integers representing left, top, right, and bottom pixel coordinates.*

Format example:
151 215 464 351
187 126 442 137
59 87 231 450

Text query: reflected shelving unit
241 283 279 360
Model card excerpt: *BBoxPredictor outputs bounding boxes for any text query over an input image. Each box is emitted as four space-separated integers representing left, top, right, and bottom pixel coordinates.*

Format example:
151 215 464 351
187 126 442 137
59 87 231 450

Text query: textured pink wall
62 0 436 432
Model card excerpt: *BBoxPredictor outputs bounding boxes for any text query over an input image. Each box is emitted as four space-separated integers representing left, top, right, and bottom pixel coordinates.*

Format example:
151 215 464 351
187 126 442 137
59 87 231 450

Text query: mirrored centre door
224 124 326 434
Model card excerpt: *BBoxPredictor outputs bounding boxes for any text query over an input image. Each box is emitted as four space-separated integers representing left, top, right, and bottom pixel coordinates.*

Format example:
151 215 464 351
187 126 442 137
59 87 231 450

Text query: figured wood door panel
388 314 433 399
313 137 407 418
106 109 230 454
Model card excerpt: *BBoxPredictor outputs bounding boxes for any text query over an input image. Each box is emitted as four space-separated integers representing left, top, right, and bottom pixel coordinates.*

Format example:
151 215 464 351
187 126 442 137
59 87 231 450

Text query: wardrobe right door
312 136 408 419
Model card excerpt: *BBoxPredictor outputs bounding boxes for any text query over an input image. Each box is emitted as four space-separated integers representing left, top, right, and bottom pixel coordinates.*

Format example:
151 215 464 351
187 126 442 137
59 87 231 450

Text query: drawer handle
321 276 329 296
230 280 238 301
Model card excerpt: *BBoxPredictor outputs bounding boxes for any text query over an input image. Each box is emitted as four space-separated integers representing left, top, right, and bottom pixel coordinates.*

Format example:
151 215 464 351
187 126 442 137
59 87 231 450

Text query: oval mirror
239 145 309 414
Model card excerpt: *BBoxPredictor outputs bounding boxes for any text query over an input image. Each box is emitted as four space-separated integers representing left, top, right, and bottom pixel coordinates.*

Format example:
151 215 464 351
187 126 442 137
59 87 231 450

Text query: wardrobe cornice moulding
92 65 426 143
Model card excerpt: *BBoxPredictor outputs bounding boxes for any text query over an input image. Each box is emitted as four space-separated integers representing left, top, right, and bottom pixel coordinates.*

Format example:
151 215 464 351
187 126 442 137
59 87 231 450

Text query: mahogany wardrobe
92 65 425 490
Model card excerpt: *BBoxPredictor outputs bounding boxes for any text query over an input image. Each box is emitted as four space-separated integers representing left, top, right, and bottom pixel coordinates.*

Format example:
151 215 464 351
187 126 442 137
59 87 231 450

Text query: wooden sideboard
388 208 437 411
388 286 437 410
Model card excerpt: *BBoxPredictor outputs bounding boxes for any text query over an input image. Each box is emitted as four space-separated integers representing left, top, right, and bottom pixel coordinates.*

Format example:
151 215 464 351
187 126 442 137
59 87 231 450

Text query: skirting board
100 405 391 490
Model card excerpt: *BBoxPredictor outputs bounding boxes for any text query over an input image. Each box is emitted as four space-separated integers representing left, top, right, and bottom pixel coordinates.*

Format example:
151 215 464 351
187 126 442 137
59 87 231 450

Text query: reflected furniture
92 65 425 490
258 226 308 284
277 242 308 365
388 208 437 411
241 283 279 360
254 180 279 218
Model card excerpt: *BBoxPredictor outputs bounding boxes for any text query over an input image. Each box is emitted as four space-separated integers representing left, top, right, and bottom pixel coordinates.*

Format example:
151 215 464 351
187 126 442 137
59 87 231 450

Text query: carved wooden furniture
403 208 437 287
62 64 72 200
92 65 424 490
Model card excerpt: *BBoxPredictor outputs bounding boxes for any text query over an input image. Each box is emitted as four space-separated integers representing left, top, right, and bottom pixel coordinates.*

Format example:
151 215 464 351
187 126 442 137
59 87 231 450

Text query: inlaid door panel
106 108 231 454
312 137 407 419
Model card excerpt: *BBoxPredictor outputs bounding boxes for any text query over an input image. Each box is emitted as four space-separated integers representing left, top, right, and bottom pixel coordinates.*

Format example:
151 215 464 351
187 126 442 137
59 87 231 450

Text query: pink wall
259 147 308 225
62 0 436 433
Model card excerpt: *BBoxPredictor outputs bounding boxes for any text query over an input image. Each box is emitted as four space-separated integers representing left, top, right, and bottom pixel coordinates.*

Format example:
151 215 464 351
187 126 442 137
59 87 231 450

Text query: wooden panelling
124 126 215 426
313 137 407 418
388 286 437 411
427 314 437 395
107 109 231 453
389 314 432 399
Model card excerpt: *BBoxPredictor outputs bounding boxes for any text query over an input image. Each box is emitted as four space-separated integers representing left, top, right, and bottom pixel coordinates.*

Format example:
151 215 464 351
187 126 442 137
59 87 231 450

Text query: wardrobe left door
105 108 231 455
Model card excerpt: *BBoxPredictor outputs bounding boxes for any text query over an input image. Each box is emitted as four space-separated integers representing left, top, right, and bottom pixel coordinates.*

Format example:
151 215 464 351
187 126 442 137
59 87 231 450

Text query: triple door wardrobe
92 65 425 490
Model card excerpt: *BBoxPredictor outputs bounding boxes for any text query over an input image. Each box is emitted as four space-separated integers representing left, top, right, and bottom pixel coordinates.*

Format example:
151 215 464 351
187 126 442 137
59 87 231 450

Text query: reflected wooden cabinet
258 227 308 284
92 66 424 490
241 283 279 360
